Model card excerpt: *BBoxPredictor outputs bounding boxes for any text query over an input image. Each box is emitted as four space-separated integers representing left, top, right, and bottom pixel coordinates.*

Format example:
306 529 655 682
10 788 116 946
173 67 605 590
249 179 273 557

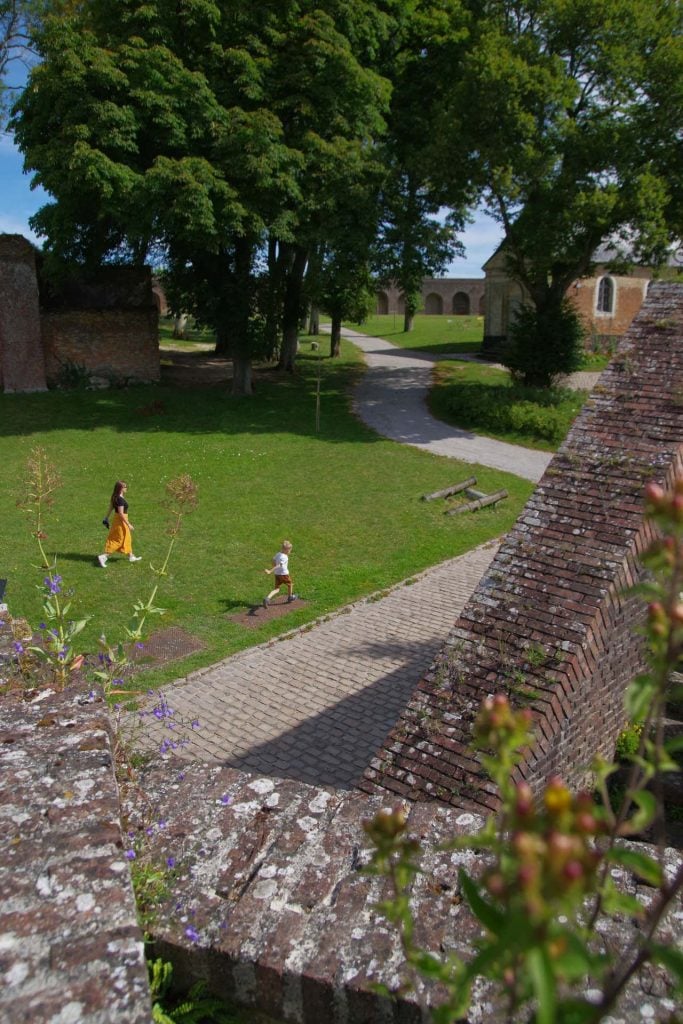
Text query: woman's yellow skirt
104 513 132 555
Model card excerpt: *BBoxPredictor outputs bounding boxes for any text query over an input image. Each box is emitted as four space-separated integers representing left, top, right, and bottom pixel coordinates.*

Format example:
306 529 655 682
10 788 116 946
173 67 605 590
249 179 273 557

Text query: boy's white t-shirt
273 551 289 575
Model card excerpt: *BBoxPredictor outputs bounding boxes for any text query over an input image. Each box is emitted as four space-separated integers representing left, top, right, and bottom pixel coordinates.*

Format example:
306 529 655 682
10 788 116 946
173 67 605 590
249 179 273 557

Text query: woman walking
97 481 142 566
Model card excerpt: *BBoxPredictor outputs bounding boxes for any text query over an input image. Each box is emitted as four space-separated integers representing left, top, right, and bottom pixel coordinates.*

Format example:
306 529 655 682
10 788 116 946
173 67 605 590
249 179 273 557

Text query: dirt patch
229 598 308 629
159 350 232 388
131 626 205 666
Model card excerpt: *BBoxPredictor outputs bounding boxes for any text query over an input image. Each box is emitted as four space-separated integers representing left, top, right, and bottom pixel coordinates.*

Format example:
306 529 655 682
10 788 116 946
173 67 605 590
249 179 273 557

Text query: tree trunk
229 234 255 394
403 310 414 332
308 306 320 335
231 352 253 396
330 316 342 357
278 245 308 372
173 313 188 338
214 329 229 356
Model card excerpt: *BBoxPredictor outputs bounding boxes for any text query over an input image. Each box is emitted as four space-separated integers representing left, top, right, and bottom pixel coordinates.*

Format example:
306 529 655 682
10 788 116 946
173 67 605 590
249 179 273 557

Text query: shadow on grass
0 353 374 443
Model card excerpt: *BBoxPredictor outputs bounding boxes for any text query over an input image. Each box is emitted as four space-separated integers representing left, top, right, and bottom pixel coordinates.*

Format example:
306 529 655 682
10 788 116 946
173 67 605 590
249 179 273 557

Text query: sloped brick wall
360 282 683 809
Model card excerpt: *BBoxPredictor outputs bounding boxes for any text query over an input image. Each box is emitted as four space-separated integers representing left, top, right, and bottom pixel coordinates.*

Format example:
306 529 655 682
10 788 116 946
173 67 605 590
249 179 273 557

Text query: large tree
429 0 682 383
11 0 396 390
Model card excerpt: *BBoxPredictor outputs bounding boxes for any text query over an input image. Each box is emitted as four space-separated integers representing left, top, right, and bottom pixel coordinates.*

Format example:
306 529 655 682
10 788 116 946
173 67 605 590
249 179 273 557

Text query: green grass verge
2 340 533 690
341 313 484 355
158 318 215 351
340 312 611 370
428 361 589 451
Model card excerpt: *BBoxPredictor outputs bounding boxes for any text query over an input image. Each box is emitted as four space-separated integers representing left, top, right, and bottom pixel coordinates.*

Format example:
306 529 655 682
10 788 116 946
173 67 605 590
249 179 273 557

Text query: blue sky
0 130 503 278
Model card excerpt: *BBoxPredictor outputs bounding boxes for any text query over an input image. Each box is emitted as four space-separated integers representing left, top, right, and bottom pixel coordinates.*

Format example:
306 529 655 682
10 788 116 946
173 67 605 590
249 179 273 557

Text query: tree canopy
10 0 683 389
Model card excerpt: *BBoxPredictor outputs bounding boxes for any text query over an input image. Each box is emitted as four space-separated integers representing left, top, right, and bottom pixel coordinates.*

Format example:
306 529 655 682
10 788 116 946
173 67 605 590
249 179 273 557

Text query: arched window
376 292 389 315
452 292 470 315
424 292 443 314
597 277 614 314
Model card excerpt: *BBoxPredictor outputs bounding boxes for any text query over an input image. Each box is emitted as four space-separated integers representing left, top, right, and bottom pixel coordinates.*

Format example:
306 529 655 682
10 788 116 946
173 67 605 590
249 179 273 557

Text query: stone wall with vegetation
0 669 151 1022
360 281 683 810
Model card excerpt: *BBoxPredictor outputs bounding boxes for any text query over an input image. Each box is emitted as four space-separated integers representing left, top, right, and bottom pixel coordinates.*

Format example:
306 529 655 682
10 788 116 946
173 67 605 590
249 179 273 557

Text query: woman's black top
114 496 129 513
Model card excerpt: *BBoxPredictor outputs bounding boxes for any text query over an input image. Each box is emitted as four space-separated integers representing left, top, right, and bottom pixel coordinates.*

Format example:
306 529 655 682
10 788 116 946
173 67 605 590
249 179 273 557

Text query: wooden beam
446 489 508 515
422 477 477 502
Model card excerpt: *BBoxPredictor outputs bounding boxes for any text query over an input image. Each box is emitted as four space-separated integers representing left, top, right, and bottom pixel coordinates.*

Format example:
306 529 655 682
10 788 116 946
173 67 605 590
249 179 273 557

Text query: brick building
482 242 677 353
376 277 486 317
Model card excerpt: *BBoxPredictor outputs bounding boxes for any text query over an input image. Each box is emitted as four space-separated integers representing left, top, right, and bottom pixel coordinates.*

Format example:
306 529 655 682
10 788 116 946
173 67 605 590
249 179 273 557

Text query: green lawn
158 318 215 351
428 361 589 451
2 340 533 690
341 313 484 355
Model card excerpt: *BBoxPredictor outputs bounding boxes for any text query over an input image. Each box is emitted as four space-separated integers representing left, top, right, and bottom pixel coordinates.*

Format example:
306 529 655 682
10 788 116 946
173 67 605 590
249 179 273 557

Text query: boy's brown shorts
275 574 292 585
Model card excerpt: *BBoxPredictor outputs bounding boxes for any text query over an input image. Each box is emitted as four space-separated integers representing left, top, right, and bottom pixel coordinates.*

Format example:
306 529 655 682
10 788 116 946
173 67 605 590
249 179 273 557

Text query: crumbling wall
0 234 47 393
39 264 159 387
360 282 683 809
0 234 159 392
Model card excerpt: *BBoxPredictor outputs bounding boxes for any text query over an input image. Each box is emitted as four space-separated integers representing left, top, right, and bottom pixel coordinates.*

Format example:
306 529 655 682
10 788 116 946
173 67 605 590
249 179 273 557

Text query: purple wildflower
125 849 136 860
191 719 200 730
166 856 176 869
44 574 62 595
219 793 233 806
13 641 24 654
184 926 199 943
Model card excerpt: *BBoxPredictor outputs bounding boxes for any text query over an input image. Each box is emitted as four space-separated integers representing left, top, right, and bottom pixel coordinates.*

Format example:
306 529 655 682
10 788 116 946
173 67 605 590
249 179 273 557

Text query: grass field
342 314 484 355
2 340 533 690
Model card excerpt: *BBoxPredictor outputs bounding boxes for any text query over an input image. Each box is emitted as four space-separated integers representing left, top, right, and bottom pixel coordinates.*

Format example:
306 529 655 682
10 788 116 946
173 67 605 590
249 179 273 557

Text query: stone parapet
128 762 681 1023
0 685 151 1022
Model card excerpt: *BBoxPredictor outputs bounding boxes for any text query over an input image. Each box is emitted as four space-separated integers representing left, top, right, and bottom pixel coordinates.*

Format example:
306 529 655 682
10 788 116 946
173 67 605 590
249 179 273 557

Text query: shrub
444 381 584 446
502 298 585 388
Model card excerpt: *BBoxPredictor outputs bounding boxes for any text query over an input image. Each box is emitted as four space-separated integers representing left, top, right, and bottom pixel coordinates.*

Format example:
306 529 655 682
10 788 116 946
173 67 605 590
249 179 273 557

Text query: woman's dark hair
111 480 127 503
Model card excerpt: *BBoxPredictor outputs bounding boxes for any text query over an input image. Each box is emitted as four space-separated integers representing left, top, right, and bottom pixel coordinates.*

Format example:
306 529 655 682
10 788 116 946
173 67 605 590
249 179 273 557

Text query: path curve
340 327 552 483
133 329 596 782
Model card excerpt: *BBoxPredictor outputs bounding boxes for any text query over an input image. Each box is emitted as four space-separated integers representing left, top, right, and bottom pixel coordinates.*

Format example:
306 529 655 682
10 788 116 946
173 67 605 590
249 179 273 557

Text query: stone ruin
0 234 159 392
1 283 682 1022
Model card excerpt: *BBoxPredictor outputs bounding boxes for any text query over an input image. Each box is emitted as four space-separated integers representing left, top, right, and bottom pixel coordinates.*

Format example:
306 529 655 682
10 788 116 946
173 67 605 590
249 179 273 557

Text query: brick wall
0 234 47 392
0 234 160 391
360 281 683 809
41 309 160 386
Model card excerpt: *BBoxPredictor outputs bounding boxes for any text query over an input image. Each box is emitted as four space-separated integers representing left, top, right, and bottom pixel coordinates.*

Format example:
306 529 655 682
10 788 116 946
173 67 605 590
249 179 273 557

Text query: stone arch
424 292 443 315
397 293 405 314
478 294 485 315
376 291 389 315
452 291 470 315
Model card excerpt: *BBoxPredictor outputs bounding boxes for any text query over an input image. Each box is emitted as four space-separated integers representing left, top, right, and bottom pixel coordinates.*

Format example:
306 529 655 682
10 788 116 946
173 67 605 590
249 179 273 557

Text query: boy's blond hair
282 540 292 551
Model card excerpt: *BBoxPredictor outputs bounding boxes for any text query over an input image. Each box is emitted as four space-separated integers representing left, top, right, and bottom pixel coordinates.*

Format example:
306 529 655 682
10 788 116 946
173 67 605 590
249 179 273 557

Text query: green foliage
502 299 586 389
614 722 644 761
429 361 587 451
365 476 683 1022
53 358 92 391
148 958 238 1024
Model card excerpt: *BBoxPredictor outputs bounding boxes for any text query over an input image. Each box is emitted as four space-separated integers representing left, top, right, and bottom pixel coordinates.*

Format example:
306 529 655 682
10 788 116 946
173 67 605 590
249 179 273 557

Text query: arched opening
478 295 485 315
452 292 470 315
596 276 615 314
376 291 389 315
397 293 405 314
424 292 443 315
